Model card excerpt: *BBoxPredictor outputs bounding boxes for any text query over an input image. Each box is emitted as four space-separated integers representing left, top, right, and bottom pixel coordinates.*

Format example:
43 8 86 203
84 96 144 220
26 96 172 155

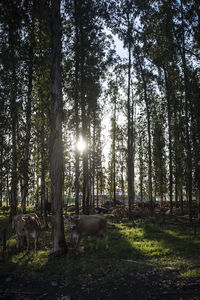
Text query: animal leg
76 235 81 249
74 235 81 253
104 233 108 249
26 233 30 252
96 237 100 249
16 234 20 249
34 237 37 251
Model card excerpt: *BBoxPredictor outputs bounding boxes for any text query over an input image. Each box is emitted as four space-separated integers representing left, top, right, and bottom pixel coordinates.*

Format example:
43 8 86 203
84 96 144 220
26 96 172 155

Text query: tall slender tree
49 0 67 254
20 0 35 213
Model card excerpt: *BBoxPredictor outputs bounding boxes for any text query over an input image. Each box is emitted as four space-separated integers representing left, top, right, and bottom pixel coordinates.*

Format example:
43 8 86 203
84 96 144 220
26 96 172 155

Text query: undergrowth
1 210 200 282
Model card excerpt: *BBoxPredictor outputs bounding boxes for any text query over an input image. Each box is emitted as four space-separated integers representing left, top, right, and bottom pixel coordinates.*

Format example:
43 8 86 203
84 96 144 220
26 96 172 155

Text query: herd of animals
1 199 197 252
12 211 109 252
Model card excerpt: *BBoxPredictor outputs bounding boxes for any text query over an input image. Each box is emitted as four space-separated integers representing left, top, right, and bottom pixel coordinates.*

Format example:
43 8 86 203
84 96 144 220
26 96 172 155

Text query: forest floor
1 266 200 299
1 210 200 299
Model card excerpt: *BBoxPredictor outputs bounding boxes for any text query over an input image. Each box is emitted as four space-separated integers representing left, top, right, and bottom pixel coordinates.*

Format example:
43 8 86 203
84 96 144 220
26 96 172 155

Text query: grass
1 210 200 283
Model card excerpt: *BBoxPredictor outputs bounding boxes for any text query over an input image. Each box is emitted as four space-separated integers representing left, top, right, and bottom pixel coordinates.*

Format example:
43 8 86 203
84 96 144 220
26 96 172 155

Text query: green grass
1 211 200 282
180 267 200 278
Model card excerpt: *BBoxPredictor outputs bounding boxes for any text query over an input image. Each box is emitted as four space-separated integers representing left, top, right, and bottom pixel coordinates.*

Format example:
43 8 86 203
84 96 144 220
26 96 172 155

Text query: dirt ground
1 269 200 300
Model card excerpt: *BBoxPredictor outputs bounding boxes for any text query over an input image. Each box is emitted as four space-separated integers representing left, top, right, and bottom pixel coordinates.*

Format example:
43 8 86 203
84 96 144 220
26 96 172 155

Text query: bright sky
113 35 128 59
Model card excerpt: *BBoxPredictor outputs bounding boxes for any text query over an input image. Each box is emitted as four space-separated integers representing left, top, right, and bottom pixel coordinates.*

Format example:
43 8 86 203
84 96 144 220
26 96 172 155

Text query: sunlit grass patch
133 239 171 257
0 213 10 228
11 250 49 268
7 237 16 249
163 228 194 240
122 227 144 240
110 221 174 257
180 267 200 278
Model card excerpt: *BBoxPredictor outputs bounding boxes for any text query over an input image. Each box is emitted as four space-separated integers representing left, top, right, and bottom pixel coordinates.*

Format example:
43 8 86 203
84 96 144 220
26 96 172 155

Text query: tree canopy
0 0 200 224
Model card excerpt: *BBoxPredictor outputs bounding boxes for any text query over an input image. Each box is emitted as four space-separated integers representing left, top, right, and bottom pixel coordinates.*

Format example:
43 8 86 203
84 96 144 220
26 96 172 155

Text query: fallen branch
121 259 153 265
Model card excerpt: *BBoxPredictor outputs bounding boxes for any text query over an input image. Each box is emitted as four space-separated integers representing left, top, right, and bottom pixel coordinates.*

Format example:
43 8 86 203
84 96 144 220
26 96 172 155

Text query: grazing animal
132 206 149 218
12 213 41 251
95 207 110 214
68 214 108 251
112 206 128 219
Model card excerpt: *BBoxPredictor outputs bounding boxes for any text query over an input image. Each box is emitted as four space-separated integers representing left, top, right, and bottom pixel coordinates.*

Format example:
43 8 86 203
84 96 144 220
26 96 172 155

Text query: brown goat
12 213 41 251
68 214 108 251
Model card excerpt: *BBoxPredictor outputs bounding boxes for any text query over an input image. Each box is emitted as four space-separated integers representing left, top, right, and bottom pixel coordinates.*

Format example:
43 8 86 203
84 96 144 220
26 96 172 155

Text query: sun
77 136 86 152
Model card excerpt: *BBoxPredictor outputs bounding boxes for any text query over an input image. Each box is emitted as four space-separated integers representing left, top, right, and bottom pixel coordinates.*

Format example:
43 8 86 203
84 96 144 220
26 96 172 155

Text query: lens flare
77 136 86 152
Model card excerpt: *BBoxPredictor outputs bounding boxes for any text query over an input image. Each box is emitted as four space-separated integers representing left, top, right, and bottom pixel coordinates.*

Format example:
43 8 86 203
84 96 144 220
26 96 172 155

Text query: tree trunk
50 0 67 254
113 97 116 206
139 136 144 203
146 100 153 214
127 28 133 220
21 14 34 213
6 174 10 207
0 184 2 208
180 187 184 215
164 68 173 215
197 187 200 220
79 0 89 214
92 116 96 210
180 0 193 223
138 59 153 214
96 172 99 208
132 97 136 206
82 128 89 214
74 0 80 215
88 120 92 210
41 113 48 228
9 24 18 220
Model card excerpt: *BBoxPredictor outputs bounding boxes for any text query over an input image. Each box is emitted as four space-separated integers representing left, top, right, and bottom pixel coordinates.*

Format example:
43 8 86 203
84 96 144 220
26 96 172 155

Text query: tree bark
41 108 48 228
92 115 96 210
137 58 153 214
78 0 89 214
21 12 34 213
9 23 18 220
180 0 193 223
50 0 67 254
113 95 116 206
74 0 80 215
164 68 173 215
127 20 134 220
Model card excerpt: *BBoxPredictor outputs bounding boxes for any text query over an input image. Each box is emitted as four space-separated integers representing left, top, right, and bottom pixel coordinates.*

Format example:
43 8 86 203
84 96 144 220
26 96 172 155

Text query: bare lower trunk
50 0 67 254
9 25 18 220
138 59 153 214
164 68 173 215
21 27 33 214
0 183 2 208
197 188 200 220
74 0 80 215
21 180 27 213
181 0 193 223
127 31 133 219
75 151 80 214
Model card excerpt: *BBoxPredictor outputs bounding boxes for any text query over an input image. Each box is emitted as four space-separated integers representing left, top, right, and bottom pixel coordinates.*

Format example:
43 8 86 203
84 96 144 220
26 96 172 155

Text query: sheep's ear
23 216 32 223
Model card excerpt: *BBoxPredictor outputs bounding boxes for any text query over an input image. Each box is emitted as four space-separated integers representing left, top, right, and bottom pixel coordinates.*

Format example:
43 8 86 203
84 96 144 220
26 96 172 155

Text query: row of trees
0 0 200 251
